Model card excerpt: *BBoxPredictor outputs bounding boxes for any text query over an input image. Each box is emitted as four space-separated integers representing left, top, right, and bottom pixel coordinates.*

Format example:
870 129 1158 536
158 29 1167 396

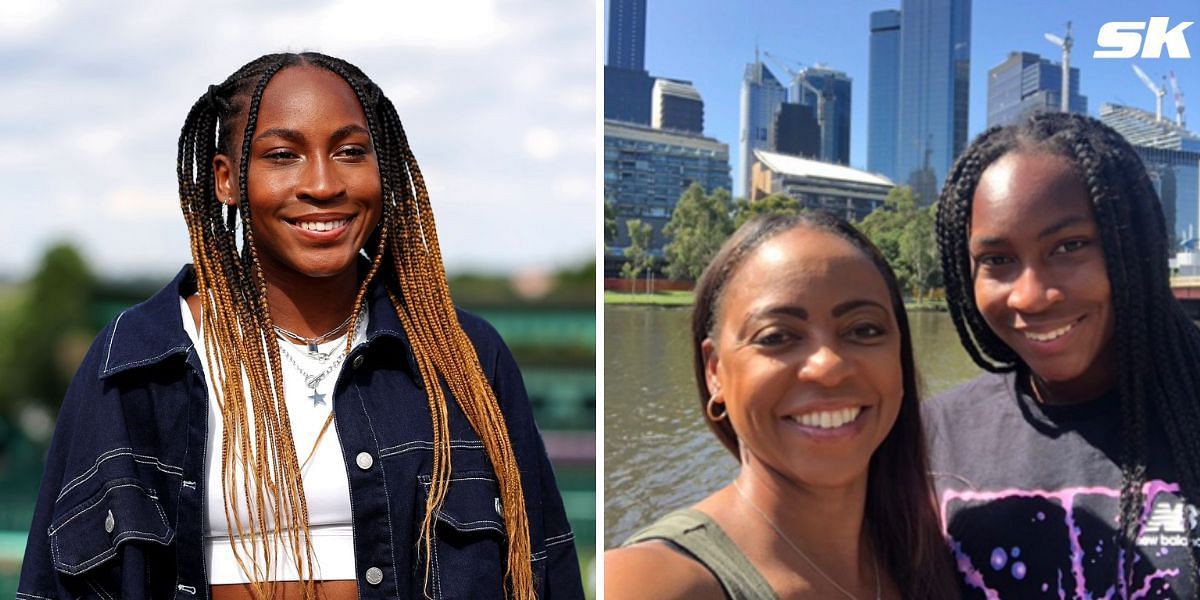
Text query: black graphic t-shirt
924 372 1197 599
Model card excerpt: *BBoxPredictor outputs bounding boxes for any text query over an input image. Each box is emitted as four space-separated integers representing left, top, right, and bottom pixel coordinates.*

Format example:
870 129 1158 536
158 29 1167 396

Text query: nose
797 344 853 387
1007 265 1064 313
296 155 346 202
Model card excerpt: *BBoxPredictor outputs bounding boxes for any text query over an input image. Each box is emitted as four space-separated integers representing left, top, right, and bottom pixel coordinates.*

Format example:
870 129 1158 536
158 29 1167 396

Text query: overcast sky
0 0 596 280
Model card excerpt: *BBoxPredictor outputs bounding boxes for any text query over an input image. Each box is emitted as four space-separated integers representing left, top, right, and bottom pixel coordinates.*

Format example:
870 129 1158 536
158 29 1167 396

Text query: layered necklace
275 311 361 408
731 479 881 600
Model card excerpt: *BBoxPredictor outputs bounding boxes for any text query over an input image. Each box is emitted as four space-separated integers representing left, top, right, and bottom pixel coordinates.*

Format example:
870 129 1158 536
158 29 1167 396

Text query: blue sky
1 0 594 279
624 0 1200 196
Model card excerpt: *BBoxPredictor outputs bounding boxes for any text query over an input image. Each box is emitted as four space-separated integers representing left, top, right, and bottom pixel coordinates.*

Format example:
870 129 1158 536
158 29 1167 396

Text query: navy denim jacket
18 266 584 600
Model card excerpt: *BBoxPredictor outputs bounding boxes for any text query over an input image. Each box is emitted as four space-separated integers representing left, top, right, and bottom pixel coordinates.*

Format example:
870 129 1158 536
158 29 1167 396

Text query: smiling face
214 66 382 283
703 227 903 489
969 152 1117 401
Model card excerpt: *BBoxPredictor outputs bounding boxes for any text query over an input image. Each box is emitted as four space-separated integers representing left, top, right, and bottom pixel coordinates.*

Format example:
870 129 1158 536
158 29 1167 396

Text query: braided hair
177 53 533 598
691 212 959 600
935 111 1200 584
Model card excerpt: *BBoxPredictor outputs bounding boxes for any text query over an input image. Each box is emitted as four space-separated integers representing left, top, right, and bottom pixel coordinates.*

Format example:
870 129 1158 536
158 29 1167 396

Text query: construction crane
1169 70 1186 128
1133 64 1166 123
1044 21 1072 112
762 50 828 143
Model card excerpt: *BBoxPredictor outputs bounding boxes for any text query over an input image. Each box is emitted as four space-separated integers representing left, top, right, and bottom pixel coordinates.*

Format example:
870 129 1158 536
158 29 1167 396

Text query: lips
1018 315 1085 343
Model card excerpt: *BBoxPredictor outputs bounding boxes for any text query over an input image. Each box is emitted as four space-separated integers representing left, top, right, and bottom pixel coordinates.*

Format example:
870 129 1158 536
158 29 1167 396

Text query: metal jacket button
104 509 115 533
352 355 365 369
365 567 383 585
356 452 374 470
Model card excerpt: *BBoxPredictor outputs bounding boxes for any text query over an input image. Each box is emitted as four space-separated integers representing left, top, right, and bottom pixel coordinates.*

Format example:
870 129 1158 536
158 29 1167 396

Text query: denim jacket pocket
418 471 508 599
48 481 175 577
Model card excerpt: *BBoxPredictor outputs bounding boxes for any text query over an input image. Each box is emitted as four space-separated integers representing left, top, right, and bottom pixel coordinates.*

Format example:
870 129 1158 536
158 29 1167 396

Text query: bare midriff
210 580 358 599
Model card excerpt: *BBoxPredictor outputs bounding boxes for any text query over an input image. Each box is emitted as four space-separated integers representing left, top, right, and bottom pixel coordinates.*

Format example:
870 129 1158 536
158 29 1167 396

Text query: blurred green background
0 243 597 597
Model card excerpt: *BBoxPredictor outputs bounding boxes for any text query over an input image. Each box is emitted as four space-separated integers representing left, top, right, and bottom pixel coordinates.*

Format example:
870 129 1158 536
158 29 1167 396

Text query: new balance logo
1145 501 1187 533
1094 17 1194 59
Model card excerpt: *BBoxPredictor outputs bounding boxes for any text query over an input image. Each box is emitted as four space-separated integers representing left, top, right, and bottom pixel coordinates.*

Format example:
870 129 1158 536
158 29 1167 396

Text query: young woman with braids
18 52 583 600
606 213 958 599
926 111 1200 598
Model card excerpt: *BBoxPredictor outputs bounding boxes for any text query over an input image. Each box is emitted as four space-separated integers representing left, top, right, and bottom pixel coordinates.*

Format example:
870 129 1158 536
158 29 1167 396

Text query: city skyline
632 0 1199 193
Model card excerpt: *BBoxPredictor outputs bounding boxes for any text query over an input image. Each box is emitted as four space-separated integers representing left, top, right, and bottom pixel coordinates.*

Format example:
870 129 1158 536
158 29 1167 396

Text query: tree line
607 182 942 300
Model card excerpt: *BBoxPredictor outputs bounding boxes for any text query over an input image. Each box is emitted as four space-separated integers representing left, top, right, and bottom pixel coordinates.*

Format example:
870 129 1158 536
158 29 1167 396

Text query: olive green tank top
622 508 778 600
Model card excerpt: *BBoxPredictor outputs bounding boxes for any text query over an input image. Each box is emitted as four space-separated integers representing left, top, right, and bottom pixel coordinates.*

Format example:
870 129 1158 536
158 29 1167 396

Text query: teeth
1024 321 1075 342
793 407 862 429
297 218 349 232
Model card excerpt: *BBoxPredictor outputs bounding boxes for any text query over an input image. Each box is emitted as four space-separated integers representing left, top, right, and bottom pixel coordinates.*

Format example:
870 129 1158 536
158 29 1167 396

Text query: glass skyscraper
896 0 971 205
737 59 788 198
790 67 852 166
987 51 1086 128
604 0 653 125
868 9 901 181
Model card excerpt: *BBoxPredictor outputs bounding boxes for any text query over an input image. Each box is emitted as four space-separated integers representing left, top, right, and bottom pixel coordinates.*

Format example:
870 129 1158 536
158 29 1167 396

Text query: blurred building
1101 103 1200 250
604 0 653 124
895 0 972 205
987 51 1086 128
604 120 732 266
652 78 704 134
771 103 821 159
750 149 894 222
869 9 902 181
738 58 788 198
790 66 852 165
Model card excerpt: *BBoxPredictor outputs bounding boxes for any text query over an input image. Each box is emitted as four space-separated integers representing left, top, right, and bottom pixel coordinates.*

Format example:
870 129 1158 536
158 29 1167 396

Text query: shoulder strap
624 509 777 600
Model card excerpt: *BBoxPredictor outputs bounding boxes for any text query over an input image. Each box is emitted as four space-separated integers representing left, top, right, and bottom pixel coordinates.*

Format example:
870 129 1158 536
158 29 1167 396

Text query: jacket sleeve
17 323 108 599
469 311 586 599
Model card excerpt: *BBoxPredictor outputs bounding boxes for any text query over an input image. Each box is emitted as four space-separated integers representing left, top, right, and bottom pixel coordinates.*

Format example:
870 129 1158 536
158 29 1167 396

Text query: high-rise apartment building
790 66 852 165
868 9 901 181
652 78 704 134
987 52 1087 128
896 0 971 205
604 120 732 261
738 59 788 198
604 0 653 124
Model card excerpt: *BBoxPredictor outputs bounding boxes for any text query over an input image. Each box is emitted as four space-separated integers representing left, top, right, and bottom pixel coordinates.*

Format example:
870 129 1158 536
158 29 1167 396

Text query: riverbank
604 290 946 311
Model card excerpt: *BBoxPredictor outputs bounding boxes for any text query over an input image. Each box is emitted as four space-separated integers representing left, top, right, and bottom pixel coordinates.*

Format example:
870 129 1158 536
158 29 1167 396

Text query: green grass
603 290 694 306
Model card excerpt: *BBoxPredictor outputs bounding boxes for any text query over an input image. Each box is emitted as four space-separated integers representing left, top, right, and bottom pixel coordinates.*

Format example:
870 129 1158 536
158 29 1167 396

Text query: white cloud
524 127 562 161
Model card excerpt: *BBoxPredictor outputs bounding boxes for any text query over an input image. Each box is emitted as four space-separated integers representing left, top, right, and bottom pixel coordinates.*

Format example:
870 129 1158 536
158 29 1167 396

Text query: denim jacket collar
98 264 417 380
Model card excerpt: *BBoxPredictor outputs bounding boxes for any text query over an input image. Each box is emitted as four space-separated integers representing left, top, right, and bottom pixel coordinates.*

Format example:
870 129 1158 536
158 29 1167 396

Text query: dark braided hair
935 111 1200 586
691 212 959 600
178 53 534 598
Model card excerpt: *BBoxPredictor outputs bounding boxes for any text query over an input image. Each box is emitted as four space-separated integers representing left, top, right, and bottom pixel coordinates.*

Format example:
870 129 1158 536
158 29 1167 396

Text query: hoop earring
706 394 727 422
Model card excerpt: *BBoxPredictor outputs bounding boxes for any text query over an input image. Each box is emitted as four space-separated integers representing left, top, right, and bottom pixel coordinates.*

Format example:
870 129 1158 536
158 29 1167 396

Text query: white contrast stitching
545 532 575 547
57 448 183 501
103 312 126 372
378 439 485 458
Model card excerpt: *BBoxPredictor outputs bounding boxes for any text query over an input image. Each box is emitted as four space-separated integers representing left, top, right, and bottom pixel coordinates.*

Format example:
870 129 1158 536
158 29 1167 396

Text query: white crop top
180 297 364 583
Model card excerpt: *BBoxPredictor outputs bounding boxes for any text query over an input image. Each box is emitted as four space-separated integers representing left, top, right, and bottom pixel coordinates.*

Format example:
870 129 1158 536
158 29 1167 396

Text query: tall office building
738 58 788 198
771 103 821 159
652 78 704 134
868 9 901 181
604 120 732 263
607 0 646 70
1100 103 1200 249
987 52 1087 128
790 66 852 165
604 0 653 124
896 0 971 205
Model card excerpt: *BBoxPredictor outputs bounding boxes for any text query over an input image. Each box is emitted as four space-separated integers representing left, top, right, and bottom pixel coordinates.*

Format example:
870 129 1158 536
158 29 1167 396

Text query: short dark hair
691 211 957 599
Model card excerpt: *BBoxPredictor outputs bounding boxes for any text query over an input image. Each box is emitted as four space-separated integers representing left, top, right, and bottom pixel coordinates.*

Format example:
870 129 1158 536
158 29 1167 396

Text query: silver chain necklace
732 479 881 600
273 312 355 359
278 340 348 407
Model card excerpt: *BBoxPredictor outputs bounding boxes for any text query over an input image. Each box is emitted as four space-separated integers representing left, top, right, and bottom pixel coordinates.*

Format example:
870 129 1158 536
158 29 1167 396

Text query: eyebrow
971 214 1091 248
748 298 887 321
253 124 370 145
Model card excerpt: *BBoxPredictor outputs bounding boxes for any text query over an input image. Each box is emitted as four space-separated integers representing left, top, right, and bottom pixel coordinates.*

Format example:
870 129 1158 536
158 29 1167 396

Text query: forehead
720 227 892 320
254 66 368 131
970 152 1094 241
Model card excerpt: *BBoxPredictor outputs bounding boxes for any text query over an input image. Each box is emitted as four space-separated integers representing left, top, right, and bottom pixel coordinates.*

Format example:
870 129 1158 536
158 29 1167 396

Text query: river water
602 306 983 547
